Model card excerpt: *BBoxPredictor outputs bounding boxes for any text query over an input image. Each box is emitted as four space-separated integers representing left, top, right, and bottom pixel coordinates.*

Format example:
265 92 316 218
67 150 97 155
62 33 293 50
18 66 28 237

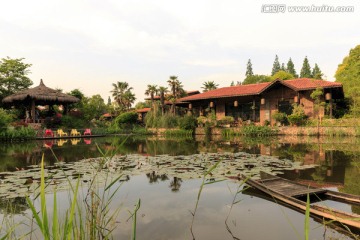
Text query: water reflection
1 135 360 239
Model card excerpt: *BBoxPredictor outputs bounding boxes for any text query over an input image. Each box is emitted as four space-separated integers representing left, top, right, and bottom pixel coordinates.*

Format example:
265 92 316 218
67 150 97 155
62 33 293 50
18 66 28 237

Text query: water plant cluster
0 152 316 201
222 125 278 137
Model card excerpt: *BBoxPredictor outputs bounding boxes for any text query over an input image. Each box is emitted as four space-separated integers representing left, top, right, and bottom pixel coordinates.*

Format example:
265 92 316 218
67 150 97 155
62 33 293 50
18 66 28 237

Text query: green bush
241 125 277 136
61 115 88 129
0 126 37 140
145 109 161 128
158 114 179 128
115 112 138 125
196 116 208 127
272 112 288 125
287 104 308 126
0 108 13 130
217 116 234 125
178 115 197 130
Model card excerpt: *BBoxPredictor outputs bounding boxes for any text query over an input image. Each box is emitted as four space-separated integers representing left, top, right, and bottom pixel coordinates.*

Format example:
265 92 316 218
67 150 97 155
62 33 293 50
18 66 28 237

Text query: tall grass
221 126 277 137
190 160 224 239
164 129 193 138
23 138 140 239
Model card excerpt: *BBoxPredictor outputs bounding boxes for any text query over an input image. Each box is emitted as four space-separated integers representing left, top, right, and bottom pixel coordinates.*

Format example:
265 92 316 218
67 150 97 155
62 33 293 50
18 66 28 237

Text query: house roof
178 78 342 102
145 90 200 100
2 79 79 104
282 78 342 91
136 108 151 113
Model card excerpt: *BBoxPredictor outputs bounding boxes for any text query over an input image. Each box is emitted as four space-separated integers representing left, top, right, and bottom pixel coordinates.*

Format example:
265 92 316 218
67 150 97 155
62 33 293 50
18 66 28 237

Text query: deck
259 177 327 198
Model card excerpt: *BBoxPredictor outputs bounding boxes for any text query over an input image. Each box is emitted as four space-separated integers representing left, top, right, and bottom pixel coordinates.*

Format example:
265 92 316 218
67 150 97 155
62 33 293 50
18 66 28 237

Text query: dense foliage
335 45 360 116
0 108 13 129
287 104 308 126
242 74 271 85
0 57 33 106
271 70 294 81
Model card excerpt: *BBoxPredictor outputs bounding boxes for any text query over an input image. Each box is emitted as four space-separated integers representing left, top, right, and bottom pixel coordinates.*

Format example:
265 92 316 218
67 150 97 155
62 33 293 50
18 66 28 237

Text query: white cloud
0 0 359 102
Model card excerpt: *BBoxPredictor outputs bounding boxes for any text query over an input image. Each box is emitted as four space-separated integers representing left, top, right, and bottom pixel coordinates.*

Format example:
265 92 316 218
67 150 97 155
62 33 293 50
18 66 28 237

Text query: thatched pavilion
2 79 79 123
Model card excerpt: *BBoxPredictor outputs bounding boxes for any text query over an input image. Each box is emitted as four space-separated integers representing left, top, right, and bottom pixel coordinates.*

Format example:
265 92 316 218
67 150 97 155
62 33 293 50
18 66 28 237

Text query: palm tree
110 81 135 111
167 76 185 115
202 81 219 92
145 85 158 108
158 86 168 115
122 90 136 110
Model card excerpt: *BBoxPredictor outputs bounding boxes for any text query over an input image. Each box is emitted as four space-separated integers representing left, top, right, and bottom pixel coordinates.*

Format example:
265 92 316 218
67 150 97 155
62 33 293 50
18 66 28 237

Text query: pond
0 135 360 239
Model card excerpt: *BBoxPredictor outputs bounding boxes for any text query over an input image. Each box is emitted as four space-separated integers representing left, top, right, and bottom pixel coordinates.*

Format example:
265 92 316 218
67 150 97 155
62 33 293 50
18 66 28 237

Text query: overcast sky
1 0 359 103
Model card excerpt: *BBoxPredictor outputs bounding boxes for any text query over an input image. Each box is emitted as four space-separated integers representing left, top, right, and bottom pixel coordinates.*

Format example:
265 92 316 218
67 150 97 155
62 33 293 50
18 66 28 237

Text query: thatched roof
2 79 79 104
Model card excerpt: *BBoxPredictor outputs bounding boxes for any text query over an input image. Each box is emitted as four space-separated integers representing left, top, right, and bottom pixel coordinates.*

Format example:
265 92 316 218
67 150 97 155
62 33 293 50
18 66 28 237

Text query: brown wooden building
178 78 344 126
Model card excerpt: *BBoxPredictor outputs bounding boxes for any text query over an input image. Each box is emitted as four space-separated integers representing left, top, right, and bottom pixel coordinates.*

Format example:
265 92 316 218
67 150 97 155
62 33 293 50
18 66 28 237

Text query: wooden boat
240 172 360 231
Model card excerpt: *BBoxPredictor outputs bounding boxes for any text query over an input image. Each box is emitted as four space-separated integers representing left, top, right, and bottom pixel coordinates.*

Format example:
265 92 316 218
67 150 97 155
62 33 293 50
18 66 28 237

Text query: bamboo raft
240 172 360 230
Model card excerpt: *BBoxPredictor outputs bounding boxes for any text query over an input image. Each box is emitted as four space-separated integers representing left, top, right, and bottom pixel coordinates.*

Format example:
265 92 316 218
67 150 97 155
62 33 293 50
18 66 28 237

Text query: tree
335 45 360 116
300 56 312 78
230 81 235 86
68 88 85 110
158 86 168 115
122 90 136 111
0 57 33 105
135 101 150 110
271 55 281 75
312 63 323 79
243 74 271 85
281 63 286 71
310 87 325 134
167 76 184 115
201 81 218 92
110 81 135 112
145 84 158 107
286 58 298 78
69 89 85 101
271 70 294 81
245 59 253 77
82 94 107 121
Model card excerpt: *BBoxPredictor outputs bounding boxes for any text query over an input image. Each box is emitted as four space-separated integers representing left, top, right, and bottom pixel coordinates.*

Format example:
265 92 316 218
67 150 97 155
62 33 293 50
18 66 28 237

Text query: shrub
61 115 88 129
0 126 36 140
158 114 179 128
0 108 13 130
178 115 197 130
196 116 208 127
115 112 138 125
272 112 288 125
217 116 234 125
287 104 308 126
241 125 277 136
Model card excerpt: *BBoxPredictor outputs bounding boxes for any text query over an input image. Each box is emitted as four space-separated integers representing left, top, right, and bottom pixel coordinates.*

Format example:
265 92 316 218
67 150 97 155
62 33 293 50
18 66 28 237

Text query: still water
1 135 360 239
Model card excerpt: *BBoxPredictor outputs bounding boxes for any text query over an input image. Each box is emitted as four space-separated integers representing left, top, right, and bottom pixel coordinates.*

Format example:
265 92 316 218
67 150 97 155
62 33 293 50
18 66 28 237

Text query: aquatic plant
164 129 193 138
22 139 139 239
190 160 224 239
241 125 277 136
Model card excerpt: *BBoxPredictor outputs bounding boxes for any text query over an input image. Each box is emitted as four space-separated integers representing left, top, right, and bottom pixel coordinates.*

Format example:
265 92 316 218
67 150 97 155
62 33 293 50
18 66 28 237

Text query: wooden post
252 99 255 121
329 99 333 119
31 100 36 123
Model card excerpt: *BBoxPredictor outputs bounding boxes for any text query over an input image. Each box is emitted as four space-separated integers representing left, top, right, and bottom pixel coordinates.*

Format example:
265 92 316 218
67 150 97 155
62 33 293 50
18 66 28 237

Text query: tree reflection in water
169 177 182 192
146 171 169 184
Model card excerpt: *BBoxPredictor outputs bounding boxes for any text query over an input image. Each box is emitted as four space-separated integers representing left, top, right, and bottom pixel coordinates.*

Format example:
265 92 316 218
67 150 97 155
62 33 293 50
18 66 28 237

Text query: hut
2 79 79 123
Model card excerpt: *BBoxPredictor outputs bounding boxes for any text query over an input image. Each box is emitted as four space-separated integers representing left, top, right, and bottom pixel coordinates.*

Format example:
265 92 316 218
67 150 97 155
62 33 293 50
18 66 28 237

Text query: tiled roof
282 78 342 90
179 82 271 101
145 90 200 100
136 108 151 113
178 78 342 102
